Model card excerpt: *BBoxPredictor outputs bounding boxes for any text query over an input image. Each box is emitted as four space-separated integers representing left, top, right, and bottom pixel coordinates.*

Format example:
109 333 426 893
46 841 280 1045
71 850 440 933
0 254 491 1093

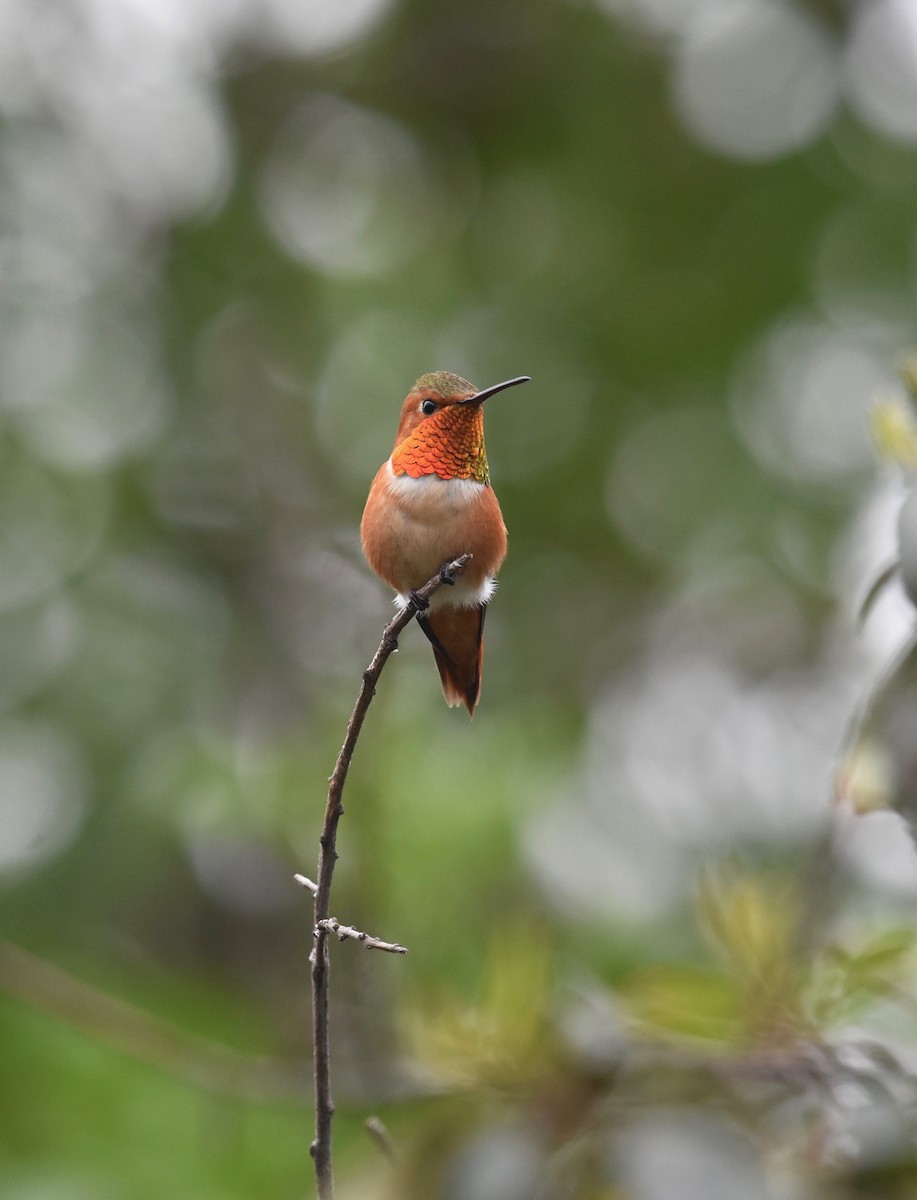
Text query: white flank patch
395 575 497 612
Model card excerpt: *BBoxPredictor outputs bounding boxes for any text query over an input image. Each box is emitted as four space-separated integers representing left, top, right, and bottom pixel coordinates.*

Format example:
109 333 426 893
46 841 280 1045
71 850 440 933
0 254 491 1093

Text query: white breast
384 463 486 512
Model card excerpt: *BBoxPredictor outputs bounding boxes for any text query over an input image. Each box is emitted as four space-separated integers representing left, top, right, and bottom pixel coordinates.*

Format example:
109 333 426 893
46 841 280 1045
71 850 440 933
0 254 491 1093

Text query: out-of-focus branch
309 554 471 1200
364 1115 400 1163
0 937 308 1103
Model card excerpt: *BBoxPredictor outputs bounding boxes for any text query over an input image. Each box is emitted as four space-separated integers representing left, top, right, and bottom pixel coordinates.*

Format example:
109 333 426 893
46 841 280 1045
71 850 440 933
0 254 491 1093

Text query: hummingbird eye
420 399 437 416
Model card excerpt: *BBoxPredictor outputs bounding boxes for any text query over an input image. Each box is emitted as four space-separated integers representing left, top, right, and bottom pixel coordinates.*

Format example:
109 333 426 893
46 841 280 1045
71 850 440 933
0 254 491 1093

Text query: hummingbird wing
418 605 486 716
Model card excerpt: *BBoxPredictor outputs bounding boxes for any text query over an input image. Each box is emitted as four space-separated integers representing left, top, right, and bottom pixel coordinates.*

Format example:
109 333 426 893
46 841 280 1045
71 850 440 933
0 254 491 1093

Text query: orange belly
360 464 507 607
360 462 508 713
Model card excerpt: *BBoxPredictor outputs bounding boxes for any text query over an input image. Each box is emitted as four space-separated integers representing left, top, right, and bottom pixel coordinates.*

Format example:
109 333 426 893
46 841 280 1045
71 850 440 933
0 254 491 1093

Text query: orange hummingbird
360 371 530 715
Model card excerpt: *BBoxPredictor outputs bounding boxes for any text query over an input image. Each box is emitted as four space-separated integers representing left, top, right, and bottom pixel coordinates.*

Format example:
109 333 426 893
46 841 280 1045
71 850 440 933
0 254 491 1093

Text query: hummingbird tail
420 606 486 716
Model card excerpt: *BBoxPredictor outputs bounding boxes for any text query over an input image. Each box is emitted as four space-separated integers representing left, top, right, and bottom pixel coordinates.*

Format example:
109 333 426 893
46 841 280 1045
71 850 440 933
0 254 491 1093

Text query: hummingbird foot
439 563 459 586
407 589 430 614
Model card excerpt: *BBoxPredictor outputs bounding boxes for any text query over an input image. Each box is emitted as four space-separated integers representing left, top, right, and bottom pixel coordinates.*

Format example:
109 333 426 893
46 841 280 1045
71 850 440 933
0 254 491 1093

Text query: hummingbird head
390 372 530 483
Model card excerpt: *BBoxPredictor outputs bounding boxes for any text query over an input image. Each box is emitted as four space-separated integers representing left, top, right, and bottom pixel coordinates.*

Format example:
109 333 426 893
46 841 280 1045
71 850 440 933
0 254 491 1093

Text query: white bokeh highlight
260 95 437 277
673 0 840 161
0 722 87 874
845 0 917 143
731 316 896 486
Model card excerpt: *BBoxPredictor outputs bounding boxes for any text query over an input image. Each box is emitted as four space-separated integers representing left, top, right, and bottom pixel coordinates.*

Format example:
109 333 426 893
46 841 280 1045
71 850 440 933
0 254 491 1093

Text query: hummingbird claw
408 590 429 613
439 565 457 586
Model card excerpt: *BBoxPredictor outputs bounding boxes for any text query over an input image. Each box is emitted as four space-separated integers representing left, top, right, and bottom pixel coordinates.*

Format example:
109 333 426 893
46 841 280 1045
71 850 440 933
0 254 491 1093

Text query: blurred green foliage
5 0 917 1197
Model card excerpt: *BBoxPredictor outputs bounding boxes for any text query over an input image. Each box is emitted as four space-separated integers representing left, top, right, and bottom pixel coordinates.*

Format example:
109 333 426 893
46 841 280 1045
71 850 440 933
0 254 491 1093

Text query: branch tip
317 918 408 955
365 1115 400 1163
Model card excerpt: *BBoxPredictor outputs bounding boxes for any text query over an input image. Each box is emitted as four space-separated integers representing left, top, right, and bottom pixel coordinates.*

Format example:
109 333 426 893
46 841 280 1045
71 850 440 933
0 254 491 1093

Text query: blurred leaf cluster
631 869 917 1043
376 866 917 1198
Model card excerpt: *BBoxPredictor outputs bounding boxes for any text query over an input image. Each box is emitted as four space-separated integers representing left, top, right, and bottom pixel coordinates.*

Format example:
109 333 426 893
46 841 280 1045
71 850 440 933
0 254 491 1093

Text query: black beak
461 376 531 405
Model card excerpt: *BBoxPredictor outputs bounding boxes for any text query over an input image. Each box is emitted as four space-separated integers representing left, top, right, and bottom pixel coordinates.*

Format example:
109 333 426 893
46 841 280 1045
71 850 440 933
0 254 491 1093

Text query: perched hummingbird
361 371 530 715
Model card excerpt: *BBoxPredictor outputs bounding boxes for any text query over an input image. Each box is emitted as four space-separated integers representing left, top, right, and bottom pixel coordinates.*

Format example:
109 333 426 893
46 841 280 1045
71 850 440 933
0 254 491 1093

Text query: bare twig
317 919 408 955
310 553 471 1199
300 877 408 952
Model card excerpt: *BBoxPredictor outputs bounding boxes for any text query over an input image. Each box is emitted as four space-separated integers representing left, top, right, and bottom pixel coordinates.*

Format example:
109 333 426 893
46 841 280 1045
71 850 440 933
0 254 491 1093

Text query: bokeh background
5 0 917 1196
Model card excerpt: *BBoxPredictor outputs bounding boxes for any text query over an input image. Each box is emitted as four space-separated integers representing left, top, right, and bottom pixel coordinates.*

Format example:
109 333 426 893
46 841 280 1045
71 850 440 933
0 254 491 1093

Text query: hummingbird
361 371 530 715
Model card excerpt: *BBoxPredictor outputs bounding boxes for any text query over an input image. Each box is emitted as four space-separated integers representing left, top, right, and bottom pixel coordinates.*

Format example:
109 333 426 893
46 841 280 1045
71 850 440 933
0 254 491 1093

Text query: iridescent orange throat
391 404 490 484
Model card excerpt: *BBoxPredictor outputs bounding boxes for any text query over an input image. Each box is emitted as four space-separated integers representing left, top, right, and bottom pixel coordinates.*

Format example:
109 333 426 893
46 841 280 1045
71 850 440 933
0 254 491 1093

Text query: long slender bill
461 375 531 405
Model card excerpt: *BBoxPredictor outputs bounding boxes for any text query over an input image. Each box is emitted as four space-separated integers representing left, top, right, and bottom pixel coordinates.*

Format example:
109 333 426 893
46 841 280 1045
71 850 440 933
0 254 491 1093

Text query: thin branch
317 919 408 955
310 553 471 1200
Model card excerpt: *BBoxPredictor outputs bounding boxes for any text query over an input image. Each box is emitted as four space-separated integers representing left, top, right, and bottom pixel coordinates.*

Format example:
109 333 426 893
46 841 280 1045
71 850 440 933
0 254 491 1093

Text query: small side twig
309 553 471 1200
316 919 408 955
364 1114 400 1163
